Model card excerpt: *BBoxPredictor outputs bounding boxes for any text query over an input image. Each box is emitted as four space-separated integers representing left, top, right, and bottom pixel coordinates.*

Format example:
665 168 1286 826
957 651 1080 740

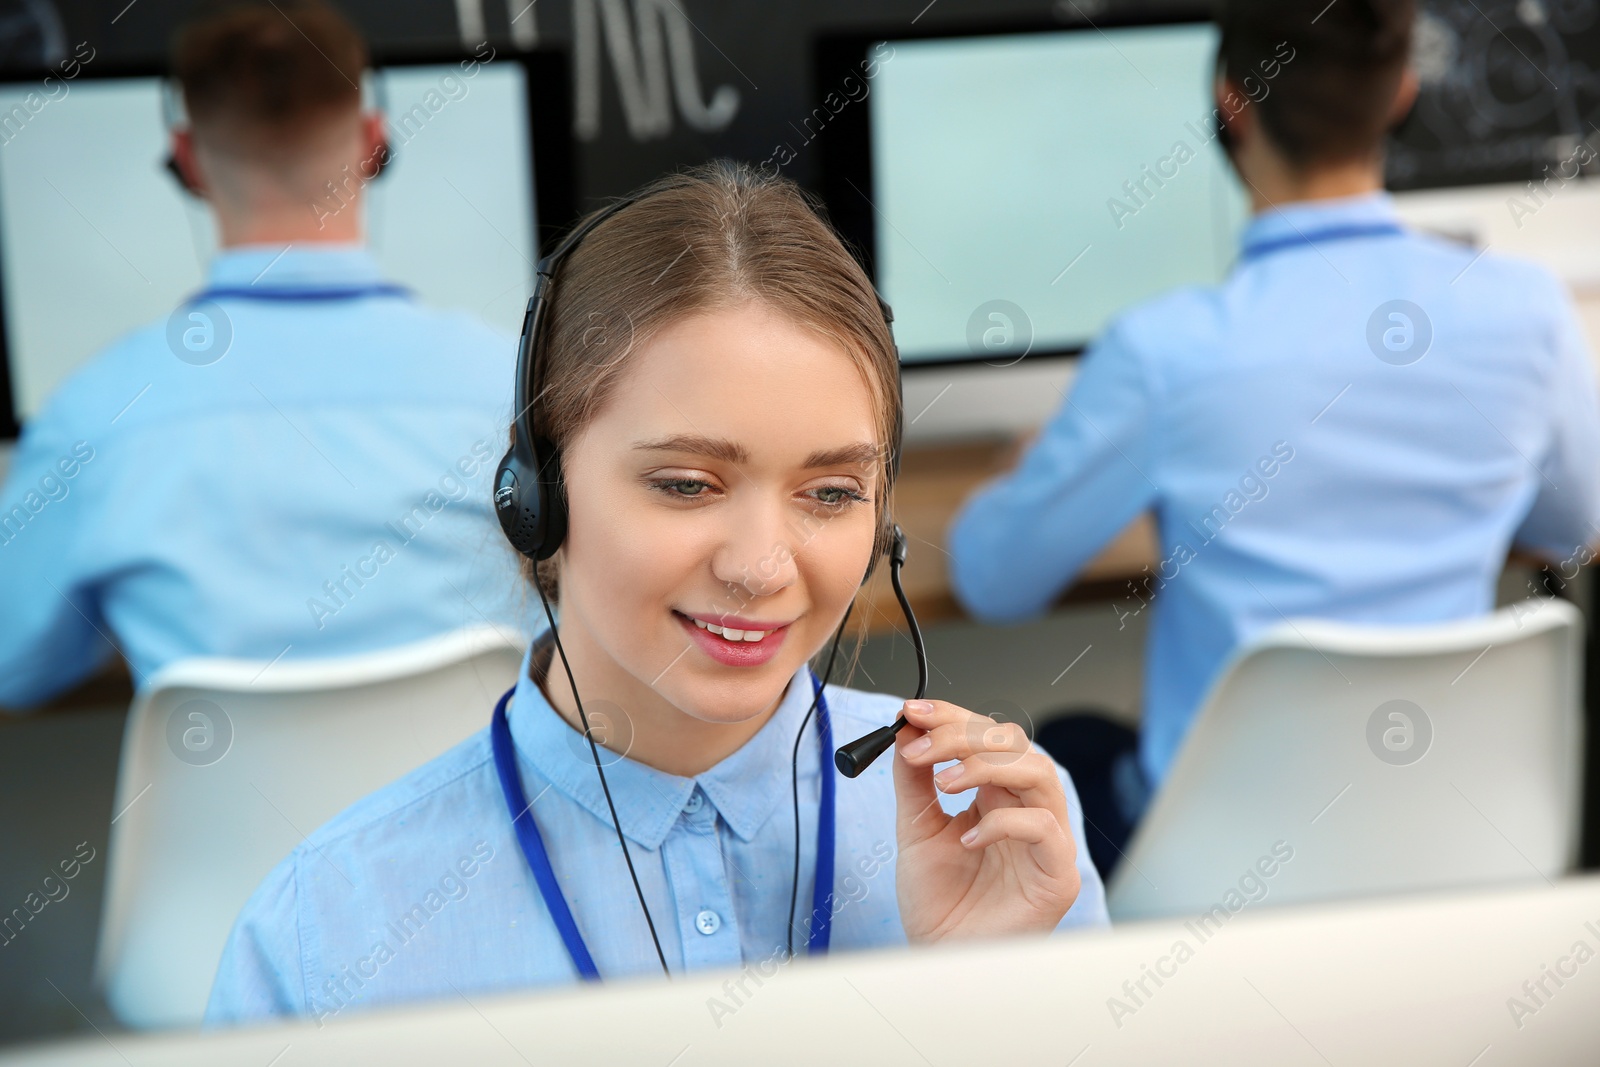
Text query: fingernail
934 765 963 789
960 827 979 846
905 700 934 714
901 735 932 758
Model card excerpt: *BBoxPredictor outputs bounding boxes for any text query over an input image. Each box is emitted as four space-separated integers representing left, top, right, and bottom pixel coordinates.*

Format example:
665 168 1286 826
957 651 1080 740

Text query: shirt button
684 790 705 815
695 909 721 935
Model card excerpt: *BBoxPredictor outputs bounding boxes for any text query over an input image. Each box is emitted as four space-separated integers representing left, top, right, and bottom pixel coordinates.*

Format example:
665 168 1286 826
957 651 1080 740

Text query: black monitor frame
812 8 1219 370
0 47 576 441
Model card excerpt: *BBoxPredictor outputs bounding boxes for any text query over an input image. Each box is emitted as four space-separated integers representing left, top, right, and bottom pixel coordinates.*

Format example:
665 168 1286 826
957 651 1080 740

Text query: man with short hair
948 0 1600 868
0 1 523 707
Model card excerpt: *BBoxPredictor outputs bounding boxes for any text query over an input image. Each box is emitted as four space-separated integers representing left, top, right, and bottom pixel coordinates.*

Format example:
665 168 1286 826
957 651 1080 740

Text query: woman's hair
522 160 902 609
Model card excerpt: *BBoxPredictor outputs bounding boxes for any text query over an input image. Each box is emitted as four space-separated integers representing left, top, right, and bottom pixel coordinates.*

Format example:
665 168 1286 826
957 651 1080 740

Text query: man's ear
169 127 206 197
1215 75 1256 144
360 111 389 177
1388 67 1420 128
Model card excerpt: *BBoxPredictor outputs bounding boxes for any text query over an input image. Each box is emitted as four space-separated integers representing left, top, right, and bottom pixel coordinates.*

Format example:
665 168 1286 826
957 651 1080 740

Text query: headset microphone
833 524 928 777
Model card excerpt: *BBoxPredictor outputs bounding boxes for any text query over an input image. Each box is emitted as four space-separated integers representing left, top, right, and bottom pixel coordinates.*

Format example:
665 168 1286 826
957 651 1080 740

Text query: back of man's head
1216 0 1415 169
173 1 366 166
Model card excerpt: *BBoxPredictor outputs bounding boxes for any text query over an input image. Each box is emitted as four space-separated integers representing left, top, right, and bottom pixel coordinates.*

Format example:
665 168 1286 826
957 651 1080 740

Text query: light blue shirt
0 245 528 707
949 193 1600 784
205 642 1109 1025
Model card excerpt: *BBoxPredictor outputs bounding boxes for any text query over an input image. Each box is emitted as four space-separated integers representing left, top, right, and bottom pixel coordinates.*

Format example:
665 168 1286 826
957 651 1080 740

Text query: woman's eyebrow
632 435 880 471
801 443 881 470
633 433 749 464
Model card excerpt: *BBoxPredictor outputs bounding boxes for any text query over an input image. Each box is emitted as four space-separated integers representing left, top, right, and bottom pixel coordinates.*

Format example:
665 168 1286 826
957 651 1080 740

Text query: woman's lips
674 611 790 667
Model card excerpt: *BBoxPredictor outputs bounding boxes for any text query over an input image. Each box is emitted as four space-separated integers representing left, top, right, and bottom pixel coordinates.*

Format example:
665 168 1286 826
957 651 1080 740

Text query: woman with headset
206 162 1107 1025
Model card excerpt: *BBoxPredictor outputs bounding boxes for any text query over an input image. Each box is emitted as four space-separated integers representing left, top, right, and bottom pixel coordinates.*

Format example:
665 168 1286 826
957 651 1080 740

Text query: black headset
493 189 927 753
492 183 930 973
490 200 619 563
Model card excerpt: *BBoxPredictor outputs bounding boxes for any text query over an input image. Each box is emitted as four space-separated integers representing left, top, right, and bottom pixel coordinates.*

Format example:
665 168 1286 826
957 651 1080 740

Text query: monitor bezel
812 7 1222 370
0 47 576 441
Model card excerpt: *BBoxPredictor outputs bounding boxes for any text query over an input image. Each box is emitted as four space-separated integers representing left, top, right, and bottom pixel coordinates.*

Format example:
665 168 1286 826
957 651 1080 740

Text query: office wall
17 0 1596 205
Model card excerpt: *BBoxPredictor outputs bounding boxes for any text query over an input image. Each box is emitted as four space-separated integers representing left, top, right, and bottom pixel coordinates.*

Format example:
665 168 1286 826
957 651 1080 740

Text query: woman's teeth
690 618 771 642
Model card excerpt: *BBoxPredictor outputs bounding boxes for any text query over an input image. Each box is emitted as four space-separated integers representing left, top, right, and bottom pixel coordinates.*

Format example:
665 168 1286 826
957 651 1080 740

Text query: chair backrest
1108 600 1584 922
93 625 525 1030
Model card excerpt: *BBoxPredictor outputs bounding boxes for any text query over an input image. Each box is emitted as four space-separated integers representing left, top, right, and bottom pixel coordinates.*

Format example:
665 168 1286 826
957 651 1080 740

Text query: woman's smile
673 609 792 667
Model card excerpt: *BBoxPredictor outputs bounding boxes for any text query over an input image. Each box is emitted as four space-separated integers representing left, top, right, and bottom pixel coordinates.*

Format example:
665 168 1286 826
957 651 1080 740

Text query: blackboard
1389 0 1600 189
6 0 1598 215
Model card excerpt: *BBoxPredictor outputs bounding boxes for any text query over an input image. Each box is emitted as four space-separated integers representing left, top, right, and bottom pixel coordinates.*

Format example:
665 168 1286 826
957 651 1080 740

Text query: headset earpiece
493 433 567 562
163 152 202 197
495 273 568 561
495 199 641 562
857 295 903 585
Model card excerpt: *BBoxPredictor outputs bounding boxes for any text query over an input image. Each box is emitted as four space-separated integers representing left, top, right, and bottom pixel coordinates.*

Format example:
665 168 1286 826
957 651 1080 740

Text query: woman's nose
711 499 799 598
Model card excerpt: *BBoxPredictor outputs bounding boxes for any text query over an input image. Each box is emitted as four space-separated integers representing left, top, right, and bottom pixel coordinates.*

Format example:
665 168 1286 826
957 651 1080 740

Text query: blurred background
2 0 1599 1055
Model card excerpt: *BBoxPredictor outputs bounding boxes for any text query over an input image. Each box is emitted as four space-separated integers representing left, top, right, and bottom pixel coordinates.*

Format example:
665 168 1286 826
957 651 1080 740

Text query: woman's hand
892 699 1081 942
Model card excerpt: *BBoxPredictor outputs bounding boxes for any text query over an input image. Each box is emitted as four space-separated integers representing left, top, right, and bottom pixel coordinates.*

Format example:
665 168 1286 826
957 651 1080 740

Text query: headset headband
510 196 640 470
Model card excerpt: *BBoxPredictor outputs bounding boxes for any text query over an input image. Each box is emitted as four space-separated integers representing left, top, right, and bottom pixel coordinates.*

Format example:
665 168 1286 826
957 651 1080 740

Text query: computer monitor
0 50 574 439
816 15 1249 367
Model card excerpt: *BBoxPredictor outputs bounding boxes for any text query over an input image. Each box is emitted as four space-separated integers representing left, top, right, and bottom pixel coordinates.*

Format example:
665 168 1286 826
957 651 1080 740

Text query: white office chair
1108 599 1584 922
93 624 527 1030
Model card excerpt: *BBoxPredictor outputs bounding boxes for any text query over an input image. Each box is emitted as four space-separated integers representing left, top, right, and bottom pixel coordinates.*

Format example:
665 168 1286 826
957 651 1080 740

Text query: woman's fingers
891 722 949 842
890 701 1083 937
892 700 1075 838
932 750 1069 819
960 806 1081 890
895 701 1064 815
898 700 1031 763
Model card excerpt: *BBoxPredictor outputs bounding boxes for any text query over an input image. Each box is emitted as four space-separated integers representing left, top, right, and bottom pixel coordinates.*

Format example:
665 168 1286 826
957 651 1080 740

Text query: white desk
4 877 1598 1065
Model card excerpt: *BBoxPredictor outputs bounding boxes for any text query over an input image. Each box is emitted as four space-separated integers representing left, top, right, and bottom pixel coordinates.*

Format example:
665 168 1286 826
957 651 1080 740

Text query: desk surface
859 440 1156 635
6 877 1596 1066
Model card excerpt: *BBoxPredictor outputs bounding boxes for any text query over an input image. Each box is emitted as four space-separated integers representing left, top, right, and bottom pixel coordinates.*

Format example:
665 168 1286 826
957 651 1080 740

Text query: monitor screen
0 58 542 429
861 21 1249 364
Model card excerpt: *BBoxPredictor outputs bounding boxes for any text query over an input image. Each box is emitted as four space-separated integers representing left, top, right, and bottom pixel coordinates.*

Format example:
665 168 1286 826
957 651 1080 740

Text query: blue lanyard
489 672 837 981
187 283 413 303
1238 222 1405 264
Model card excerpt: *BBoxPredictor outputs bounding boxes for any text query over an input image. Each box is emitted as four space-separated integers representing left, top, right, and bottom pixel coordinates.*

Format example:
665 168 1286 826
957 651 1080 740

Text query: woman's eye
811 485 867 508
652 478 714 499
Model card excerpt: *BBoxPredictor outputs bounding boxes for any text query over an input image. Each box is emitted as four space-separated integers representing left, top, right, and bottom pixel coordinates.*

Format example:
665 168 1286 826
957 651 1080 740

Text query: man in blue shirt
0 3 523 707
948 0 1600 866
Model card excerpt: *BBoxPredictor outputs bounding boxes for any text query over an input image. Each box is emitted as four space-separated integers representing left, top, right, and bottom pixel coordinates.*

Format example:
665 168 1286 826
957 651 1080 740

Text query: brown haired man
950 0 1600 873
167 1 385 244
0 2 524 707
